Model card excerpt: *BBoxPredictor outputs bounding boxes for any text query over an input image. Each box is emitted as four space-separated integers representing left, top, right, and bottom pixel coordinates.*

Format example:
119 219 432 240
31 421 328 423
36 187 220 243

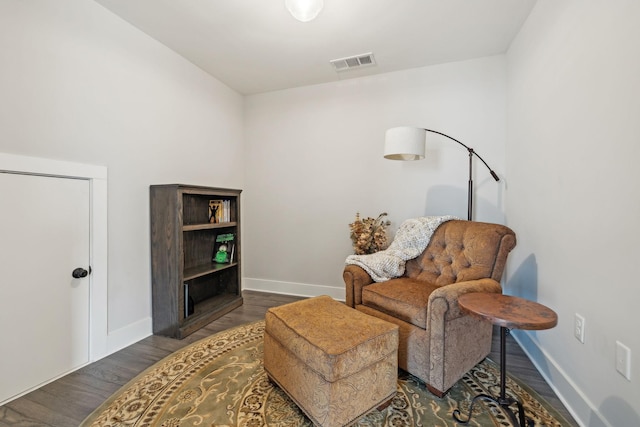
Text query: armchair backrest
404 220 516 287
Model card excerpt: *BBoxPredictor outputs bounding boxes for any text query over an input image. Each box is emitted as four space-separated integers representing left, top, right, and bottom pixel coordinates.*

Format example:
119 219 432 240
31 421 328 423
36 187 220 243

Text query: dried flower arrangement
349 212 391 255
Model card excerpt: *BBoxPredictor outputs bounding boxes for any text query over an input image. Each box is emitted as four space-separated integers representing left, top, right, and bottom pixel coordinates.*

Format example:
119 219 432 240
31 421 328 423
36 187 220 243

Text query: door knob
72 267 90 278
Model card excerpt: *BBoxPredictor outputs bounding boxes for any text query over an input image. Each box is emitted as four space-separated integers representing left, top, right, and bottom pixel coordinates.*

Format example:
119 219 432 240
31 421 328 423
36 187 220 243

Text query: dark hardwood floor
0 291 578 426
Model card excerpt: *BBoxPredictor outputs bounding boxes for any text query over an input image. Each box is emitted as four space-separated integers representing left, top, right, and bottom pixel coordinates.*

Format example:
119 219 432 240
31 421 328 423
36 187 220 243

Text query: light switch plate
574 314 585 343
616 341 631 381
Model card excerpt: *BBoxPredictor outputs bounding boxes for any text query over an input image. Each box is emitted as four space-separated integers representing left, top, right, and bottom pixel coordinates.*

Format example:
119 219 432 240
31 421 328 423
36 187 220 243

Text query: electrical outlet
574 313 585 343
616 341 631 381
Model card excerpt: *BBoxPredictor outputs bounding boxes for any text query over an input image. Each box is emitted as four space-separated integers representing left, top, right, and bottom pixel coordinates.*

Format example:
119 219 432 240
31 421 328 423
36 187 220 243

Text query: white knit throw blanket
345 216 458 282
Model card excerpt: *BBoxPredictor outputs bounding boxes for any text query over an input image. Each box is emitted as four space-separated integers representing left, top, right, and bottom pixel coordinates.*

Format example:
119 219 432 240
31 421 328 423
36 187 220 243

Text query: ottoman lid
265 295 398 382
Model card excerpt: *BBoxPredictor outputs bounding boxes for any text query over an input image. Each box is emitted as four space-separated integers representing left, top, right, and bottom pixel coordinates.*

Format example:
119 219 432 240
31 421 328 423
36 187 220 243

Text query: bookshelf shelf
150 184 242 339
182 222 238 232
183 262 238 281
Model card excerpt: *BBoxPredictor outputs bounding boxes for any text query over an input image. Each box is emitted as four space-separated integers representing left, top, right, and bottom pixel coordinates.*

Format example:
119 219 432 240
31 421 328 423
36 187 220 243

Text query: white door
0 172 91 404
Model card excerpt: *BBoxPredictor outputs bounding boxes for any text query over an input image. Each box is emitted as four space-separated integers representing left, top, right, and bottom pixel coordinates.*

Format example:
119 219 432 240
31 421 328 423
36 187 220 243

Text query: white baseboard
243 278 345 301
103 316 153 359
511 330 610 427
99 280 343 360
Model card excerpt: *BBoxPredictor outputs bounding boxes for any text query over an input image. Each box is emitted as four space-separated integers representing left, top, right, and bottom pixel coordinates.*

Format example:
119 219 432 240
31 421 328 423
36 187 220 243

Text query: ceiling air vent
330 52 376 72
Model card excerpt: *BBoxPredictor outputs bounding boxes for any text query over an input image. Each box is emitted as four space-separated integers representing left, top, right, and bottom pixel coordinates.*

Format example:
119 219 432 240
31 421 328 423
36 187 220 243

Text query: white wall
0 0 244 349
243 56 507 298
506 1 640 426
7 2 636 423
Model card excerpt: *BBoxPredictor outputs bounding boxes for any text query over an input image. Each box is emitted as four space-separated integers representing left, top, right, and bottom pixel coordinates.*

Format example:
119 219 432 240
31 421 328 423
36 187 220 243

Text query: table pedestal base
452 327 532 427
453 392 531 427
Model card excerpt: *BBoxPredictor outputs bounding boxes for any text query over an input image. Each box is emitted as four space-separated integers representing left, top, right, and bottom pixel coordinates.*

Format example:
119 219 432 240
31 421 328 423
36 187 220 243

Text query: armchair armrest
343 264 374 307
427 278 502 323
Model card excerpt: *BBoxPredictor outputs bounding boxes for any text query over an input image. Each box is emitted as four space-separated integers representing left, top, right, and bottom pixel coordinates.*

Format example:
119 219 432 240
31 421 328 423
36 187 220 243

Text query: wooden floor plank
0 291 578 426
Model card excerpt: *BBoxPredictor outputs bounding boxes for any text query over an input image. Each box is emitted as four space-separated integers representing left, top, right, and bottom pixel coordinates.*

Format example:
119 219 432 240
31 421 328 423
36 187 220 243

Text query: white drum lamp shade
384 127 426 160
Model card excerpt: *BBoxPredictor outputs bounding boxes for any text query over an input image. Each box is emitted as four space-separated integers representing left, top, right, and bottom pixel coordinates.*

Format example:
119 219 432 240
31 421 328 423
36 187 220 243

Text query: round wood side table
453 293 558 427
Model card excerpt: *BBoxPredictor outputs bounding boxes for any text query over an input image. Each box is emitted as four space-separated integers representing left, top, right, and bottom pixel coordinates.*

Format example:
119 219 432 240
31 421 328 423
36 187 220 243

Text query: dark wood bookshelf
150 184 243 339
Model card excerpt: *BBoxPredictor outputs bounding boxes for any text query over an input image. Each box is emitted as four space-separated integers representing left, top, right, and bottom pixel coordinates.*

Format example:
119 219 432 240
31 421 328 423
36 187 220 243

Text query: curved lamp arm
423 129 499 182
384 126 500 220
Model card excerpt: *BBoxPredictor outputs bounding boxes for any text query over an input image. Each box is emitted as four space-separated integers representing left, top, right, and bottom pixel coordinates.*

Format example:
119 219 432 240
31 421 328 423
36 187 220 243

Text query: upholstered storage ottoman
264 295 399 427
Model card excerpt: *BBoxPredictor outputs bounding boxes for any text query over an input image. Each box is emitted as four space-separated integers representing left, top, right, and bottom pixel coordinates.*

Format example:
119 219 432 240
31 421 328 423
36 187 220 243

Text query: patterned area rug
81 321 571 426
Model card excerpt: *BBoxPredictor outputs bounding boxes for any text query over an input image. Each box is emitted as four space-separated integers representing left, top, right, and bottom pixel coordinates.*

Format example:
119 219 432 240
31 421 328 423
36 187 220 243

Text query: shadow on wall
506 252 538 302
424 185 505 224
506 253 562 426
598 396 640 427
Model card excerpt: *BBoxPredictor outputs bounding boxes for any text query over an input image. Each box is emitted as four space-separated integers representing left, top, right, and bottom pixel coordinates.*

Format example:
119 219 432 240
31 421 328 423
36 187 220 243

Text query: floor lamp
384 126 500 221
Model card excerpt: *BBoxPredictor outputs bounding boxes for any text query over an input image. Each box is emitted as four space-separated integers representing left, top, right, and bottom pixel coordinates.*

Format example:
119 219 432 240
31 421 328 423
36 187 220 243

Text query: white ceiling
93 0 537 95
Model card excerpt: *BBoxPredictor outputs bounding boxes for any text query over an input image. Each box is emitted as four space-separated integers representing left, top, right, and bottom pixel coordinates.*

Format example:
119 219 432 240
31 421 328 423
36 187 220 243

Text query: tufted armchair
344 220 516 397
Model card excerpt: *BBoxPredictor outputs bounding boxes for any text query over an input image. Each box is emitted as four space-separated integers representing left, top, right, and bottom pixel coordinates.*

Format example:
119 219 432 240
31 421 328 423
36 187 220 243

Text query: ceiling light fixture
285 0 324 22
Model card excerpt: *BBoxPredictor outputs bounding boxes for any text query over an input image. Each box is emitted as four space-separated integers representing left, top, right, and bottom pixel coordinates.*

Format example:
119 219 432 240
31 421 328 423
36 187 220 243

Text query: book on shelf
208 199 223 224
184 283 194 317
184 283 188 317
208 199 232 223
212 232 235 264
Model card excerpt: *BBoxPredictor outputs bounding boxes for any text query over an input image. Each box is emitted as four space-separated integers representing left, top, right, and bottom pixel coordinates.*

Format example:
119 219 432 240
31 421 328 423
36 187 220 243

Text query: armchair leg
377 398 393 411
426 384 447 398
